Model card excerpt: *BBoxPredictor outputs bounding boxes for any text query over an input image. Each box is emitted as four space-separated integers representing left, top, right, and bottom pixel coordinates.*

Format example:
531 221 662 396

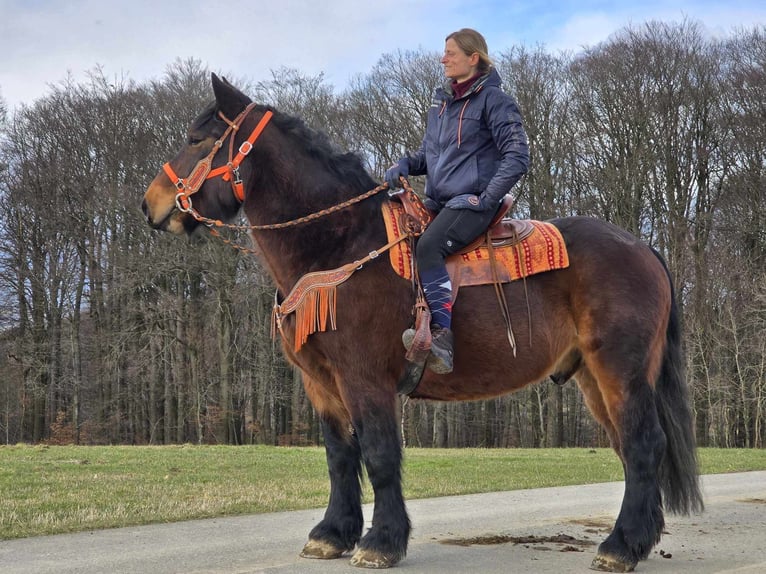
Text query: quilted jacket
407 67 529 211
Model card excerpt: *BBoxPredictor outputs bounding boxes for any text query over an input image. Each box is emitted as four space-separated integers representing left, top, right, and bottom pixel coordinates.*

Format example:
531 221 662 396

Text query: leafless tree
0 24 764 447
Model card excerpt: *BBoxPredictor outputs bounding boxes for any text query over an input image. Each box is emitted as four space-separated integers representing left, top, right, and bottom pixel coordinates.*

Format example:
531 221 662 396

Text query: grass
1 445 764 540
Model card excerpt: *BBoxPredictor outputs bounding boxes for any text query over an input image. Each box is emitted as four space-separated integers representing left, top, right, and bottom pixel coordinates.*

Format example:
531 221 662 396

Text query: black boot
402 326 454 374
428 326 454 374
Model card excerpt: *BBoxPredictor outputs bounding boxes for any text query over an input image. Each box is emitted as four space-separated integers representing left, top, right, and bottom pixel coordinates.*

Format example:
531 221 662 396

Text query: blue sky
1 0 765 110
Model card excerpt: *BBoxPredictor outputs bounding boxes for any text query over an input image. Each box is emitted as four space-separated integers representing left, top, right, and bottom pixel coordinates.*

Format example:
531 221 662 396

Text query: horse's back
552 215 653 260
412 216 672 401
551 216 672 310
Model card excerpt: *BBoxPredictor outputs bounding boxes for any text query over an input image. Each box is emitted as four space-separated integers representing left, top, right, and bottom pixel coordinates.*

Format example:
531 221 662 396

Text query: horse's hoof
590 552 637 572
300 538 346 560
350 548 399 569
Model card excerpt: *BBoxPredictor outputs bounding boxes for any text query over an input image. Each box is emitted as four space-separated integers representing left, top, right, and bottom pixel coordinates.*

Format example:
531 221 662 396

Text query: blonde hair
445 28 493 73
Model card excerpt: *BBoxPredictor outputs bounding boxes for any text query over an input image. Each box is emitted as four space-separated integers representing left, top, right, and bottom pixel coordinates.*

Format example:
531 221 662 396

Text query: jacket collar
440 67 502 101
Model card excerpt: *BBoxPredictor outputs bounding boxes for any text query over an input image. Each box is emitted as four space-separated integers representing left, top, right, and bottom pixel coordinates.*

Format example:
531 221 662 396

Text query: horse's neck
246 183 384 294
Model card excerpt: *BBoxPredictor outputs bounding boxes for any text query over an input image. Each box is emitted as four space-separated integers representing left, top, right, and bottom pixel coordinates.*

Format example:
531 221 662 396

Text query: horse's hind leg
581 357 667 572
301 380 364 559
576 369 621 452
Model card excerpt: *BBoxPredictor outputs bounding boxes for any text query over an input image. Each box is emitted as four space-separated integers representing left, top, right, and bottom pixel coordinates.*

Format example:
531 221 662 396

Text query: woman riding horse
386 28 529 374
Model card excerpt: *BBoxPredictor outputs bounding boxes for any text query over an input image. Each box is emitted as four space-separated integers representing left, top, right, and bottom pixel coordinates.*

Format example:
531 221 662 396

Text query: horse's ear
211 73 251 118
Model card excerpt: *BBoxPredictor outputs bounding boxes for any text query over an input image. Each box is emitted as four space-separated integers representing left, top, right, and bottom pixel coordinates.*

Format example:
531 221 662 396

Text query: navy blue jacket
407 68 529 212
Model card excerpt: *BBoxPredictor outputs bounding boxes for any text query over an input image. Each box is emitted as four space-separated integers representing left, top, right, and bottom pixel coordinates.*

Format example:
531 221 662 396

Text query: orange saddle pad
381 201 569 286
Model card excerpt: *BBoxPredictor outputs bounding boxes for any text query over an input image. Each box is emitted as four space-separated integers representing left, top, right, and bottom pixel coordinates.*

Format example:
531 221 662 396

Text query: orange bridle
162 103 273 213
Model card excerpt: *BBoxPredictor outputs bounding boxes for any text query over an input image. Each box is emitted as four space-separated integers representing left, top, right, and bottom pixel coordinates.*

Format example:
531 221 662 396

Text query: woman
385 28 529 374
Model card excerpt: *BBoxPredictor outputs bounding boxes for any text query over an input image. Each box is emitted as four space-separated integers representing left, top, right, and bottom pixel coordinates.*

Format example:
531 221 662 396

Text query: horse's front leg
349 391 411 568
301 415 364 559
298 372 364 559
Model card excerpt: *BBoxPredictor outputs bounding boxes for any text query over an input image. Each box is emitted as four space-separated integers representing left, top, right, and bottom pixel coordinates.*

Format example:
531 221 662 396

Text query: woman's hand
384 158 410 189
445 193 495 212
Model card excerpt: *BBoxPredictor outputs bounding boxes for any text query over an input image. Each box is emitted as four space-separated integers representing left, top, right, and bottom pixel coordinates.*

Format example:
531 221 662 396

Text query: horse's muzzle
142 198 169 231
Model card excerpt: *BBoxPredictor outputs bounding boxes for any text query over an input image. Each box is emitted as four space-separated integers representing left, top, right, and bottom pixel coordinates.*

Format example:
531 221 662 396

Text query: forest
0 20 764 448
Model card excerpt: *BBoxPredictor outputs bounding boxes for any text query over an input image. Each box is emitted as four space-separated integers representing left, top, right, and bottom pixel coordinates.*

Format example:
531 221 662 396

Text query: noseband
162 103 273 213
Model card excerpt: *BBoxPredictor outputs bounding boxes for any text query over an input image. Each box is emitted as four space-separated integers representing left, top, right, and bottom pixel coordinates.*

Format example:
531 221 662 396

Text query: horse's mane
192 99 379 198
256 105 378 192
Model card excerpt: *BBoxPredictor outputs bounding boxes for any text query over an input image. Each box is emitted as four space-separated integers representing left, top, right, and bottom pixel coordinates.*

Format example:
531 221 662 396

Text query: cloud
0 0 452 108
1 0 765 110
546 12 621 52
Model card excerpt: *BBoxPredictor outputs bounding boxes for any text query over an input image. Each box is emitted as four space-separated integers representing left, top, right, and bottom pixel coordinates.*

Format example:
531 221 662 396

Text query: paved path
1 471 765 573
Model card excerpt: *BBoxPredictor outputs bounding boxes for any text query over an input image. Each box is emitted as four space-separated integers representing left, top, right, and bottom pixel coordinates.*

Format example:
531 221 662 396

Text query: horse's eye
188 136 204 146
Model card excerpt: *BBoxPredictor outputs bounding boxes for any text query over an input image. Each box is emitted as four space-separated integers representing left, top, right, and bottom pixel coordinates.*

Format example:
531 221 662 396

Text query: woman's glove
445 193 497 212
384 158 409 189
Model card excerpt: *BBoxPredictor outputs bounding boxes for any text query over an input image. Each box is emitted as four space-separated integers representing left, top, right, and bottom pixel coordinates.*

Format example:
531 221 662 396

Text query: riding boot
402 326 453 374
402 328 416 351
404 266 454 372
428 326 454 374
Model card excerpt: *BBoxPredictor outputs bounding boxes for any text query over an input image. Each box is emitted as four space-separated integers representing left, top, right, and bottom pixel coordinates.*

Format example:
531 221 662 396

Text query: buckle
238 141 253 156
175 192 192 213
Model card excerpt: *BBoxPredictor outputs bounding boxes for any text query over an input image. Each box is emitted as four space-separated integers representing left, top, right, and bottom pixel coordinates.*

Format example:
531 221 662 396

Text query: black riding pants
416 206 499 272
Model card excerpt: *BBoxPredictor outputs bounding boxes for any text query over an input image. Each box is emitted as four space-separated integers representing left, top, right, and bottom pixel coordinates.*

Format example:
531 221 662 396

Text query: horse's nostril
141 199 151 222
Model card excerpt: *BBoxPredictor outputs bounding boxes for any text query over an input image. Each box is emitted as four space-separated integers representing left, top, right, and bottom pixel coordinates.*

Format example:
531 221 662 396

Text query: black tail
652 249 704 515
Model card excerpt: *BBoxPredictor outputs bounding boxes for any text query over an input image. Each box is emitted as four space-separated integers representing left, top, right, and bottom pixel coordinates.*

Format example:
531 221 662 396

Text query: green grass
1 445 764 540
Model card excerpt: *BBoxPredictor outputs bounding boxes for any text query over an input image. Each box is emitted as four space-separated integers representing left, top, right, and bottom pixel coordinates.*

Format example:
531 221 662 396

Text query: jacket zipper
457 99 470 149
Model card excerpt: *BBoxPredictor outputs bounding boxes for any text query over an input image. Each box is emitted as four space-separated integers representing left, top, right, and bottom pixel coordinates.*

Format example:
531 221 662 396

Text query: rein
186 182 389 232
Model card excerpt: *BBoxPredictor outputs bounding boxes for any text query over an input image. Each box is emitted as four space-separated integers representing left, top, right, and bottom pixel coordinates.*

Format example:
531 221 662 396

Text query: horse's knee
360 436 402 489
352 409 402 481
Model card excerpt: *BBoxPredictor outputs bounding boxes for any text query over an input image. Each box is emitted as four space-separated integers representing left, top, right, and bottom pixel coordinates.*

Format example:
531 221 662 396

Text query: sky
1 0 765 111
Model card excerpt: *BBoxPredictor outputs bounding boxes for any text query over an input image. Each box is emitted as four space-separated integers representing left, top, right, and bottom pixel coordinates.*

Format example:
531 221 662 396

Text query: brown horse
142 74 703 572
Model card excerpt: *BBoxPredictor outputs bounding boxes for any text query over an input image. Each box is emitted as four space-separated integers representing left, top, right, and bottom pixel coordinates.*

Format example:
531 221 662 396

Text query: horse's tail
652 248 704 515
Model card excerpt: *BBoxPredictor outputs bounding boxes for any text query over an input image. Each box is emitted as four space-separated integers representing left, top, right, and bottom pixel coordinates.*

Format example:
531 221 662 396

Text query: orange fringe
272 266 354 352
293 284 337 352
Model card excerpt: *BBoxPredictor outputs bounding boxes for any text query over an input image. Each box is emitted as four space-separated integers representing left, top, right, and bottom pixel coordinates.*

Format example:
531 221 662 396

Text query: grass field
1 445 764 540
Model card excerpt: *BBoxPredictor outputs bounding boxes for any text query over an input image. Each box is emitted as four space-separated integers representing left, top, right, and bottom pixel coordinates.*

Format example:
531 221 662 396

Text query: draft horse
142 74 703 572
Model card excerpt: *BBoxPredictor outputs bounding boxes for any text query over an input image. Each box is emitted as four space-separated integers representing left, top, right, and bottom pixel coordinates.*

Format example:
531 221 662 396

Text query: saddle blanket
381 201 569 285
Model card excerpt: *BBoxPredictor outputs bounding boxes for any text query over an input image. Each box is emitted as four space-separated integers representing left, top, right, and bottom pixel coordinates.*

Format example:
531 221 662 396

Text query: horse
142 73 703 572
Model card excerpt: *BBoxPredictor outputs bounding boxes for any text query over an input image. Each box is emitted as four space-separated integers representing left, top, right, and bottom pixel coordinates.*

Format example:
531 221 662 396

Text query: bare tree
343 49 443 176
1 23 764 448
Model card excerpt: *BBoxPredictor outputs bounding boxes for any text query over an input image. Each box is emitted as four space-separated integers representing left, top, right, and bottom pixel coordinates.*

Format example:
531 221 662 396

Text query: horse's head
142 73 271 235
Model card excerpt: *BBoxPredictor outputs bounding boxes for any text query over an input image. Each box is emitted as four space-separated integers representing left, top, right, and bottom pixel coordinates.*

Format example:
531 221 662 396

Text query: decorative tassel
293 285 337 352
269 233 408 352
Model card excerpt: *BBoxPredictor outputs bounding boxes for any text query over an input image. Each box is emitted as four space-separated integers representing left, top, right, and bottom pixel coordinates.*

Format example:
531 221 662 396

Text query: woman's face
441 38 479 82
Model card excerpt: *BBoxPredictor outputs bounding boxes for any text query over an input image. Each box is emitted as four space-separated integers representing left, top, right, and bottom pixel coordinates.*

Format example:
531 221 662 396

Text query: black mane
256 105 378 192
191 94 380 202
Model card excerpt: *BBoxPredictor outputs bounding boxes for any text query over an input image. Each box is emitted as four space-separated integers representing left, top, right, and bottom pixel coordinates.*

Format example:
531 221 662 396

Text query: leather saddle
389 189 568 393
390 189 533 249
458 195 534 253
